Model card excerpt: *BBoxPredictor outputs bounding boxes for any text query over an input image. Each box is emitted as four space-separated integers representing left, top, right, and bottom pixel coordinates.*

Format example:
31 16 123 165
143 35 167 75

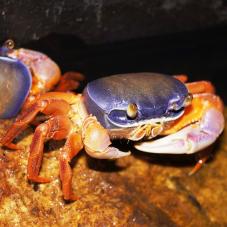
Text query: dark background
1 0 227 103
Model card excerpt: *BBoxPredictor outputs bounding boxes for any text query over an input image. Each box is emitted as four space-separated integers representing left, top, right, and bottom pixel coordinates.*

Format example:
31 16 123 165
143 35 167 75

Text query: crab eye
169 103 179 110
184 93 193 107
4 39 15 49
126 103 138 119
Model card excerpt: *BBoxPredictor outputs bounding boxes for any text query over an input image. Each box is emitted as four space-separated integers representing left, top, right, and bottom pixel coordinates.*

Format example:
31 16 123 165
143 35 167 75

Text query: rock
0 109 226 226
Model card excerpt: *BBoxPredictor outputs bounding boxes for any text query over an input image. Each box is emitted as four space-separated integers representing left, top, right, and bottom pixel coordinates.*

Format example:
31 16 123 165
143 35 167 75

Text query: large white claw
135 108 224 154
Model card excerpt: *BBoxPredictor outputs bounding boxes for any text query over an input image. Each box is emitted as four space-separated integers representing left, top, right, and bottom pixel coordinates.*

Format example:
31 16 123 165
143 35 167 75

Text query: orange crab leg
59 133 83 201
186 81 215 94
188 156 210 176
0 98 71 149
174 74 215 94
28 115 71 183
55 71 85 92
174 74 188 83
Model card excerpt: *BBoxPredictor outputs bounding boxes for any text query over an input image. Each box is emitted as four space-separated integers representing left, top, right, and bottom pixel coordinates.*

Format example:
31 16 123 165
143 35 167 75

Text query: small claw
85 145 131 159
135 108 224 154
83 116 130 159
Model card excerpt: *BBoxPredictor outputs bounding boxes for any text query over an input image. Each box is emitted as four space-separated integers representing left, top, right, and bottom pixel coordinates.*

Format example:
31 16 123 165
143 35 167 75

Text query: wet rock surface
0 109 226 226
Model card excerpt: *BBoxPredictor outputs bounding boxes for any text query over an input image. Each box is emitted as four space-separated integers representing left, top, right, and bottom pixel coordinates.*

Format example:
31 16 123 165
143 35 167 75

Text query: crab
0 39 84 118
0 72 224 201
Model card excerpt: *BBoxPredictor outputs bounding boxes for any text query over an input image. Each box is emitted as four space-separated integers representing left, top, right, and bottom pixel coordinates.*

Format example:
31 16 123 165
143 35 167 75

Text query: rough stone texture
1 1 227 45
0 109 226 226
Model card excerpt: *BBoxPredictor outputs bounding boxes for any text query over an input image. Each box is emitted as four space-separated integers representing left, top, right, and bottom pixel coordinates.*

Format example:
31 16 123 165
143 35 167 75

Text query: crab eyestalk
126 103 138 119
183 93 193 107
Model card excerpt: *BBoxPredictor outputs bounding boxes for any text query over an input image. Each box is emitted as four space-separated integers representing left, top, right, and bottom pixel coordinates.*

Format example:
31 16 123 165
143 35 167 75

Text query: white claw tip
85 145 131 159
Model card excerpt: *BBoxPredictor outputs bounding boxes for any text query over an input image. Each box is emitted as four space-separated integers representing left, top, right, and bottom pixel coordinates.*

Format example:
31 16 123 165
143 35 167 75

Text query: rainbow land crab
0 47 224 201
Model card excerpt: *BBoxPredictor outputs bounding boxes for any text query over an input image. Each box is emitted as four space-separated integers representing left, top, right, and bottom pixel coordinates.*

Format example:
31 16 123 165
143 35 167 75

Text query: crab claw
8 48 61 95
82 116 131 159
135 100 224 154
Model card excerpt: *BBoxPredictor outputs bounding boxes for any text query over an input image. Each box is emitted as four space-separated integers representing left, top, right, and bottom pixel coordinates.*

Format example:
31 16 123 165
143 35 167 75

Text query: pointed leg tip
28 176 51 183
2 142 24 150
188 166 201 176
64 194 79 201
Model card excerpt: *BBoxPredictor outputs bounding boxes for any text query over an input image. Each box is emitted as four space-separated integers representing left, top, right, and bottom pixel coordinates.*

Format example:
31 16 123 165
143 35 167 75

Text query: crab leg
135 94 224 155
82 116 131 159
59 133 83 201
174 74 188 83
55 71 85 92
0 98 71 149
174 74 215 94
186 81 215 94
28 115 72 183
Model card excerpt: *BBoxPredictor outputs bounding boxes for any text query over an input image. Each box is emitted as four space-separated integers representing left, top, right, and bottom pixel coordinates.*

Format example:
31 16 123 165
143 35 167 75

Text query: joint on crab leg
0 98 71 149
0 100 48 149
82 116 131 159
28 115 72 183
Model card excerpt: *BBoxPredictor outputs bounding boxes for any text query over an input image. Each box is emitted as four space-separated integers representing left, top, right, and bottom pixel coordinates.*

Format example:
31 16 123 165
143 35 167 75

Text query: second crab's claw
82 116 131 159
8 48 61 95
135 94 225 154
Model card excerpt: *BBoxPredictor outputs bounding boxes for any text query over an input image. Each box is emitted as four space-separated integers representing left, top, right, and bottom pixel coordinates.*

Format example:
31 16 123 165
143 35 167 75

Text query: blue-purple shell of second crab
0 56 32 118
83 73 189 129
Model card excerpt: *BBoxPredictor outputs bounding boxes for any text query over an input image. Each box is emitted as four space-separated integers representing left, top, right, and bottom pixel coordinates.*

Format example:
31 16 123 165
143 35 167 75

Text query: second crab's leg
55 71 85 92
